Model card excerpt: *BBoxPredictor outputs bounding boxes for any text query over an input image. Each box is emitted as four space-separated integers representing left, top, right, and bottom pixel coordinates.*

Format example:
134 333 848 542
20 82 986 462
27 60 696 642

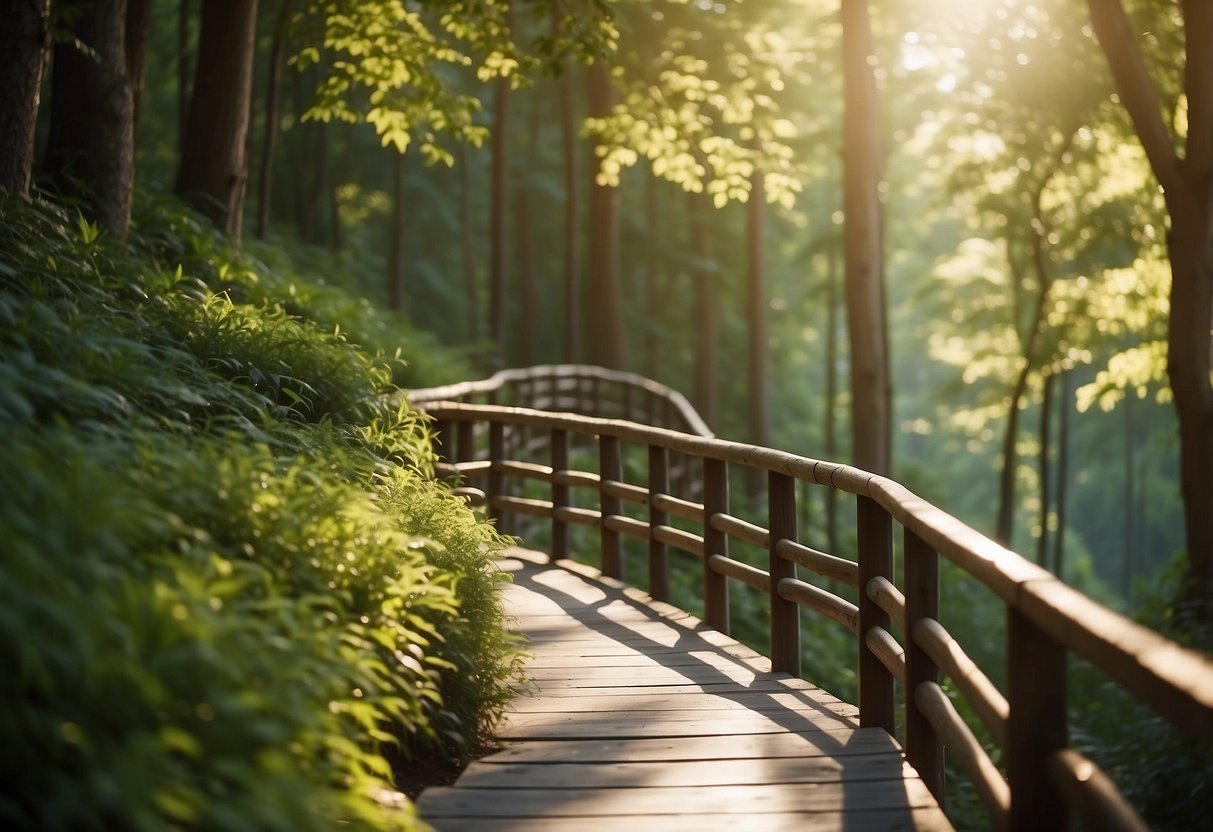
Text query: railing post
703 457 730 633
551 429 570 561
905 527 944 804
599 434 623 579
456 420 474 468
432 418 451 465
1008 607 1068 832
648 444 670 602
488 421 505 530
857 495 894 732
768 472 800 676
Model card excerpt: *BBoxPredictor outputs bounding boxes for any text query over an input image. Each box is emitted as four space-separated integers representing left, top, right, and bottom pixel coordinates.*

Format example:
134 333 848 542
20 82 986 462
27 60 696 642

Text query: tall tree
1085 0 1213 617
688 191 717 426
255 0 297 239
747 165 770 459
44 0 136 238
489 46 511 365
585 60 626 369
0 0 51 195
841 0 890 475
176 0 259 243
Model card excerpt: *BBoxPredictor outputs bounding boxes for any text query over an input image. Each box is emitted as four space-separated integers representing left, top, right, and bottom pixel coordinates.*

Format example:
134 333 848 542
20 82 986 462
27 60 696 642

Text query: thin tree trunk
125 0 152 138
457 143 480 343
515 98 539 367
1123 393 1137 599
256 0 295 239
688 192 717 428
489 71 510 365
0 0 51 195
841 0 890 476
746 167 769 495
644 171 661 378
556 9 579 364
178 0 192 153
176 0 259 244
387 150 406 312
1037 372 1054 566
1053 371 1072 577
585 61 625 369
825 243 840 553
44 0 135 238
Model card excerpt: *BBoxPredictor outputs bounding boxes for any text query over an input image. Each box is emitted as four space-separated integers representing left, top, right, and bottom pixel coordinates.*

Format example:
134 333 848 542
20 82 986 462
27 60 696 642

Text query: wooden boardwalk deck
418 549 953 831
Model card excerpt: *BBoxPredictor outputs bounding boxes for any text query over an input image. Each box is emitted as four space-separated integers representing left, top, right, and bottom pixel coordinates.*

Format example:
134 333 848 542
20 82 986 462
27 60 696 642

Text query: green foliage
0 191 522 831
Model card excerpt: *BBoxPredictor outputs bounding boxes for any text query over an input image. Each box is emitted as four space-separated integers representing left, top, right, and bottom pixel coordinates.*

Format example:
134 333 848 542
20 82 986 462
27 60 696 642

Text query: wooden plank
479 728 902 764
498 711 862 739
508 691 857 717
420 778 941 816
455 756 915 788
422 808 955 832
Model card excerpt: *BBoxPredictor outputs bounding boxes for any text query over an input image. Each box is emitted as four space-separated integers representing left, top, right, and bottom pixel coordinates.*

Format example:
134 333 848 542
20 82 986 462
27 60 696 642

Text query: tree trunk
515 99 539 367
1086 0 1213 617
387 151 406 312
1037 372 1054 567
489 70 510 366
746 168 769 494
644 174 662 379
840 0 890 476
0 0 51 195
176 0 259 244
825 243 841 553
1166 203 1213 617
44 0 135 238
688 192 717 428
585 61 625 369
256 0 295 240
125 0 152 137
1122 392 1137 599
457 143 480 343
1053 371 1071 577
556 9 580 364
178 0 192 152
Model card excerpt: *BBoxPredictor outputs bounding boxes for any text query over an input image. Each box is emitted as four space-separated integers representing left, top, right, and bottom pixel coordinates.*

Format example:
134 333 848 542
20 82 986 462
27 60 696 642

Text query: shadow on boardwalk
417 548 953 831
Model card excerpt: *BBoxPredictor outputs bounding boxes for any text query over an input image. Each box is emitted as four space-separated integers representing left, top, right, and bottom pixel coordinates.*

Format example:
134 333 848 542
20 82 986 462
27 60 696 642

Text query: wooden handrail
415 392 1213 832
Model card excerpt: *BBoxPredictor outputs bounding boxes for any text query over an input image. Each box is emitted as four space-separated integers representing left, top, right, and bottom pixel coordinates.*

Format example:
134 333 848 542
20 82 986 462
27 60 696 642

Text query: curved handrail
406 364 714 438
414 394 1213 832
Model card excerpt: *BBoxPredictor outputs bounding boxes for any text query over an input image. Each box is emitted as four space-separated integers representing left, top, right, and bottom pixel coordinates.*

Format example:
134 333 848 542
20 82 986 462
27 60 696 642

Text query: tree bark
176 0 259 244
44 0 135 238
746 167 769 494
841 0 890 476
515 99 540 367
0 0 51 195
1053 371 1071 577
585 61 625 369
825 242 841 553
255 0 296 240
556 9 580 364
1037 372 1054 567
489 70 510 366
125 0 152 137
457 143 480 343
178 0 192 153
688 192 717 428
1087 0 1213 617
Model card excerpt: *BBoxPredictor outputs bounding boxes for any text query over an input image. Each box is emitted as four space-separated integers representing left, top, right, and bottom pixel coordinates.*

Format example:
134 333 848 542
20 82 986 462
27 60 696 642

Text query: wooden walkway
418 549 953 831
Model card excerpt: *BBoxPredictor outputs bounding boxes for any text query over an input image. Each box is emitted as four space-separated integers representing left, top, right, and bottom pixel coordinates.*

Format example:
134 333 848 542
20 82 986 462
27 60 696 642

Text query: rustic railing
408 369 1213 832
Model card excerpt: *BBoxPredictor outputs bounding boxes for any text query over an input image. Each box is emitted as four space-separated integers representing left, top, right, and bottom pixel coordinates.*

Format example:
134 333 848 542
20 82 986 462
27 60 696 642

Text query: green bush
0 191 521 831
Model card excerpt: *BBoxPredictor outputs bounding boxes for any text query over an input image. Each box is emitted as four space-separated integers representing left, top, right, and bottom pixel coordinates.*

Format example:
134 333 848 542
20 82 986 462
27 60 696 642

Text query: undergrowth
0 191 522 832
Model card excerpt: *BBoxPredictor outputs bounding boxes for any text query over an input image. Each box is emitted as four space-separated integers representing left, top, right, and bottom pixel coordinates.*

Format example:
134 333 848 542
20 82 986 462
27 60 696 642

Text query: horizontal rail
778 578 859 634
866 625 906 684
553 469 600 489
707 553 770 593
498 460 552 482
491 495 552 518
1047 750 1149 832
914 618 1009 748
866 576 906 632
652 524 704 558
553 506 600 527
916 682 1010 831
602 479 649 505
775 539 858 586
604 514 651 542
710 513 770 548
650 492 704 524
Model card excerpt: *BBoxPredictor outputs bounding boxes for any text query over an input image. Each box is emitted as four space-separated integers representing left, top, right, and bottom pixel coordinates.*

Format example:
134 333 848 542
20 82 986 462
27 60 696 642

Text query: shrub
0 191 520 831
